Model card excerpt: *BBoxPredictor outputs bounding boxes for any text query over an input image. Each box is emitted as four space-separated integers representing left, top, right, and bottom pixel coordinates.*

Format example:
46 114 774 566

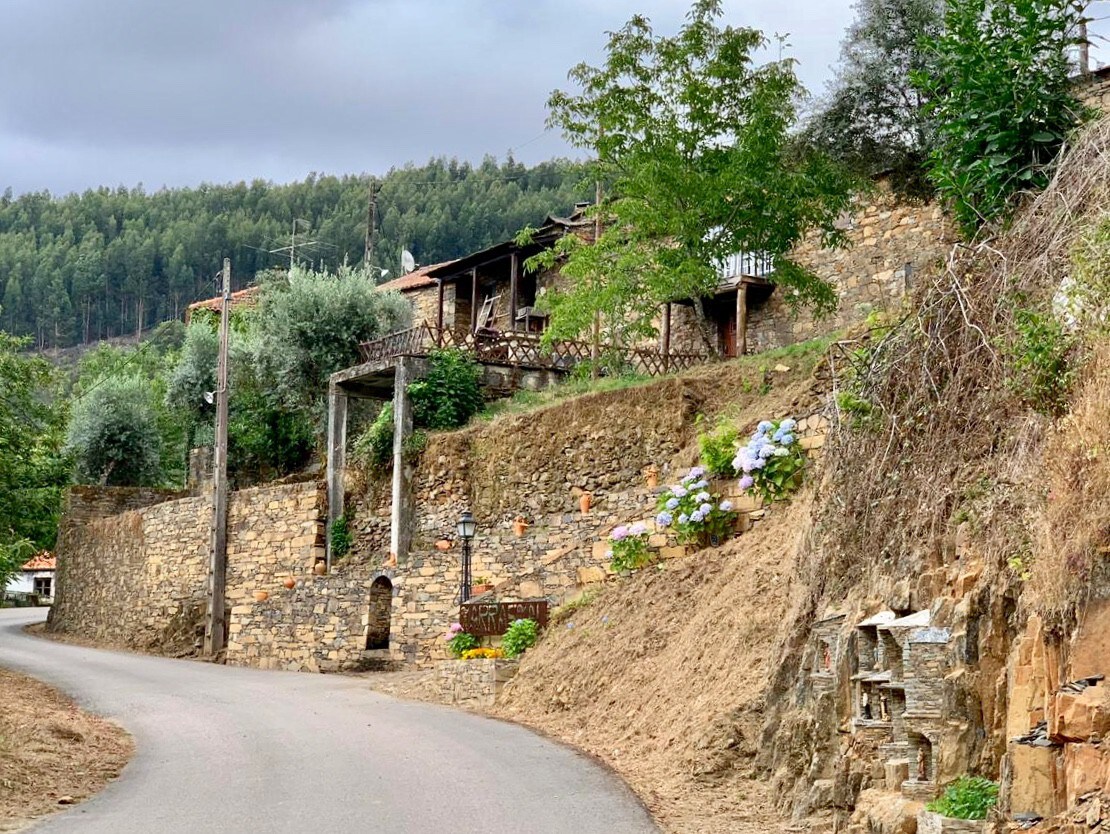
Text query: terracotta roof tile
21 552 55 571
186 285 262 314
377 261 456 294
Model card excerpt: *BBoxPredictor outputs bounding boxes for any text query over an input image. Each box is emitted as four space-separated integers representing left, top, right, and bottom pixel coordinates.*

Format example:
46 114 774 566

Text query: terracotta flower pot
435 539 453 551
313 561 327 576
471 583 494 596
512 517 529 537
254 590 269 602
283 577 296 590
579 493 592 514
645 466 660 489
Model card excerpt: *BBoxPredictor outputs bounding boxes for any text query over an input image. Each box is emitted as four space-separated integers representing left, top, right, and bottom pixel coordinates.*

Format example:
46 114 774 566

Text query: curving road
0 608 657 834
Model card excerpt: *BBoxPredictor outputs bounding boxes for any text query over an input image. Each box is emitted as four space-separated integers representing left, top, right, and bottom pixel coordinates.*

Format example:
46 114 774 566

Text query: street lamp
457 510 477 603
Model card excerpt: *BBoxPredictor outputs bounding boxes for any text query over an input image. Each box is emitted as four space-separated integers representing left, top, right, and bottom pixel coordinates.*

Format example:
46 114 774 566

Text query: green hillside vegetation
0 157 589 348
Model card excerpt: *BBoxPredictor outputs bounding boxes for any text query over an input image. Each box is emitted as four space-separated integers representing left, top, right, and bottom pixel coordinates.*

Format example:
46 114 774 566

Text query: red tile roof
377 261 456 294
186 285 262 316
21 552 55 571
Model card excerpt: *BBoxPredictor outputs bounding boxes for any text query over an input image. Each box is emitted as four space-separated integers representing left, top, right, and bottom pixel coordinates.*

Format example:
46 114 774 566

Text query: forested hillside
0 157 589 348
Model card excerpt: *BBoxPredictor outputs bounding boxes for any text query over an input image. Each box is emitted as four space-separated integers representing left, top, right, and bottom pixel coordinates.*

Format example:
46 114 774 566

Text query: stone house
5 551 56 603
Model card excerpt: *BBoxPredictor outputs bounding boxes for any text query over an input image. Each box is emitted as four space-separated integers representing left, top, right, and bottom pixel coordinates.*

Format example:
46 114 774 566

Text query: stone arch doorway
365 576 393 650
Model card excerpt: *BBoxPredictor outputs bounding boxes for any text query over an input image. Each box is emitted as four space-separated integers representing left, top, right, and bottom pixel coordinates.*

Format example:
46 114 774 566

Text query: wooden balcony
357 323 713 378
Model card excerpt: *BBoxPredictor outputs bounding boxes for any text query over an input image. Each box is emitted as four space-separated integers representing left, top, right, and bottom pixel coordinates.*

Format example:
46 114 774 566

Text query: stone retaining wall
435 658 520 708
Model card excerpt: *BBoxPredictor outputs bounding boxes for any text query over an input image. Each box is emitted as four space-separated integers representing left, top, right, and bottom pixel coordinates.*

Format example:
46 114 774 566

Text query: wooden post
203 258 231 656
737 282 749 357
470 267 479 333
591 180 602 379
389 358 415 565
662 302 672 372
509 253 520 332
1080 19 1090 76
436 279 445 341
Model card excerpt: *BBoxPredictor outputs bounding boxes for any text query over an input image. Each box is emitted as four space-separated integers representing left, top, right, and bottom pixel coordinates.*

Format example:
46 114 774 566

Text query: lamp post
457 510 477 604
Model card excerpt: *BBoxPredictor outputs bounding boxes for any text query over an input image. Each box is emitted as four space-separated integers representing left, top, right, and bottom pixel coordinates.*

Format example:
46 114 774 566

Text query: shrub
608 522 653 573
227 385 315 483
926 776 999 820
501 618 539 658
1009 306 1075 417
66 376 162 486
655 467 736 546
697 417 739 478
445 623 480 658
351 402 394 470
734 419 807 502
329 514 352 560
409 349 484 430
914 0 1090 236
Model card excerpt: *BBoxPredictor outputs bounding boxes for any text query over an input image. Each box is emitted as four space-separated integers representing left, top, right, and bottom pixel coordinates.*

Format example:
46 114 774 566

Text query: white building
5 552 55 602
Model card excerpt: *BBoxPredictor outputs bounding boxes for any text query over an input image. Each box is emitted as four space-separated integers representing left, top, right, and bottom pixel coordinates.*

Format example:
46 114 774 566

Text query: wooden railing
358 323 714 377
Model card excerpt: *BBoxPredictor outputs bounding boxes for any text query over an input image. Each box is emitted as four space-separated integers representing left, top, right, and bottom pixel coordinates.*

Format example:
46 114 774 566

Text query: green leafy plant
735 419 807 502
352 402 394 470
608 523 653 573
408 349 483 430
501 618 539 658
329 514 352 560
402 429 428 459
1009 306 1075 417
697 416 739 478
445 623 480 658
926 776 999 820
66 375 163 487
913 0 1091 236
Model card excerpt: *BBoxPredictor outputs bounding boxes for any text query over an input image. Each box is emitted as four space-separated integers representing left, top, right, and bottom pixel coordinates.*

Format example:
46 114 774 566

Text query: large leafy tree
539 0 856 349
802 0 943 195
914 0 1091 236
0 331 68 563
66 376 163 487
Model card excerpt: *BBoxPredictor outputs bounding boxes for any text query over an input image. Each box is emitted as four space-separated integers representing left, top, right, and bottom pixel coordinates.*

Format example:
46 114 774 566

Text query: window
33 576 52 597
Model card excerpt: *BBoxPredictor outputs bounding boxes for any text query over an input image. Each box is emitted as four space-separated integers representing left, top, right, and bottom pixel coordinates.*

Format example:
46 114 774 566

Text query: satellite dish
203 391 215 405
401 249 416 274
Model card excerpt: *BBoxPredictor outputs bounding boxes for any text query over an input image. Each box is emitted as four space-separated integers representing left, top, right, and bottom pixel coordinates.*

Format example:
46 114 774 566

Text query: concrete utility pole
364 179 380 266
204 258 231 656
591 179 602 380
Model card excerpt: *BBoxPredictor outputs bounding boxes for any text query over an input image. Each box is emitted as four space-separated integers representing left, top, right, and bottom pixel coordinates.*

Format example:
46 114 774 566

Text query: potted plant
512 515 529 537
471 575 495 595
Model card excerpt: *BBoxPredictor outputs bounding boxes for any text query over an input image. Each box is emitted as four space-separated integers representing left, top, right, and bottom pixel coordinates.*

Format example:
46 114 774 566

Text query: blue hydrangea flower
699 502 713 514
739 474 755 490
688 466 706 479
692 479 709 490
759 445 775 459
781 433 795 445
749 457 765 470
694 491 711 503
719 500 733 512
757 420 774 433
673 486 688 498
665 497 679 510
656 511 673 528
678 513 690 525
780 418 797 431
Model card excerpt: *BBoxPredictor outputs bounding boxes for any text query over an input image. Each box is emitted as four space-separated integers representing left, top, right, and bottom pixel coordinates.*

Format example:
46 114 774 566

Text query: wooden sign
459 598 549 637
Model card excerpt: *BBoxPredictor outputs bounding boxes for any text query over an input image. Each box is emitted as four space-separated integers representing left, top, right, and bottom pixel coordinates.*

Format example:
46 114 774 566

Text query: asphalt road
0 608 657 834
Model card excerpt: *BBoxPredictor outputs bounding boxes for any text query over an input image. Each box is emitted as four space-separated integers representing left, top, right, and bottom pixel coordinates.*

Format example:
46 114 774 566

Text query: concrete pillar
390 357 415 564
325 381 348 567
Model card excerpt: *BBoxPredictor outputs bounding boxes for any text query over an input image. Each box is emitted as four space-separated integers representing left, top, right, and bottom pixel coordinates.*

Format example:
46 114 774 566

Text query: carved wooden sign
459 598 549 636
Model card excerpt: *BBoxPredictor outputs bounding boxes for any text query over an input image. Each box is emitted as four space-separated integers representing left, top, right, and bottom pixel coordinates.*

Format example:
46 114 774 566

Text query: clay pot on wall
579 493 592 514
313 561 327 576
512 516 529 537
435 539 453 551
283 577 296 590
471 583 495 596
644 465 660 489
254 590 269 603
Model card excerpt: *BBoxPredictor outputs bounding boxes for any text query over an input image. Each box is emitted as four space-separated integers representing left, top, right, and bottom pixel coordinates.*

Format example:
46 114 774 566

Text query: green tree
801 0 943 194
66 376 162 486
252 264 411 422
539 0 856 349
914 0 1091 236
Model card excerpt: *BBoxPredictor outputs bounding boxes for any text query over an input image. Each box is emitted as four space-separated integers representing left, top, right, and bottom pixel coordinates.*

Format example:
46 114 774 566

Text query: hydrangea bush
733 419 806 502
608 522 652 572
655 466 736 545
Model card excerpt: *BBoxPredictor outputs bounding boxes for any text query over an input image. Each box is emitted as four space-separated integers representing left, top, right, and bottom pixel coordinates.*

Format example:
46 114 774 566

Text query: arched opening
366 576 393 650
908 731 934 783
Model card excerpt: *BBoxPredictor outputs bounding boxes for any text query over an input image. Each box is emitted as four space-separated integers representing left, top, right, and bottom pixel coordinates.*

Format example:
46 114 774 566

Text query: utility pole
591 179 602 380
364 179 380 266
1079 17 1091 76
203 258 231 656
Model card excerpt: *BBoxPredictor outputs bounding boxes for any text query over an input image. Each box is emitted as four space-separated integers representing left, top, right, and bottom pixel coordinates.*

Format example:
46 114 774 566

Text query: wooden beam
509 253 519 332
436 279 445 339
737 283 748 357
470 267 478 333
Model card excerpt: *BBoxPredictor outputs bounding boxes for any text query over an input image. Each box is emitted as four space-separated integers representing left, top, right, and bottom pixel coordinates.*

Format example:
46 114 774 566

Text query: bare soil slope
0 668 132 831
494 496 815 834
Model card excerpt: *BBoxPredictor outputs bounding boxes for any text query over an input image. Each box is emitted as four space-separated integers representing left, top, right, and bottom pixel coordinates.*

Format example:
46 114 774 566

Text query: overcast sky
2 0 1106 196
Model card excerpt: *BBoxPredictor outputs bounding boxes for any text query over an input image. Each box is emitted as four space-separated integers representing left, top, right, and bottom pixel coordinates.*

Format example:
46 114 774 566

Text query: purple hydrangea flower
694 491 711 503
629 522 648 536
738 475 754 490
656 511 673 528
781 418 797 431
665 497 680 510
610 525 629 541
688 466 706 479
757 420 774 433
699 502 713 514
673 486 688 498
719 500 733 512
692 479 709 490
759 445 775 459
678 513 690 525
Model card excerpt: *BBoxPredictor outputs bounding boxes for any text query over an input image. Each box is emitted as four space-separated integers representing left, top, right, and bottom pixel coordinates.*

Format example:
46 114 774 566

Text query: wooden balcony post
662 302 672 373
509 253 520 332
436 279 445 342
737 282 749 357
470 267 479 333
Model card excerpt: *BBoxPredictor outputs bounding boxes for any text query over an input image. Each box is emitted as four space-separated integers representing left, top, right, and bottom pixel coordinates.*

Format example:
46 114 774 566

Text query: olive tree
66 376 162 486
